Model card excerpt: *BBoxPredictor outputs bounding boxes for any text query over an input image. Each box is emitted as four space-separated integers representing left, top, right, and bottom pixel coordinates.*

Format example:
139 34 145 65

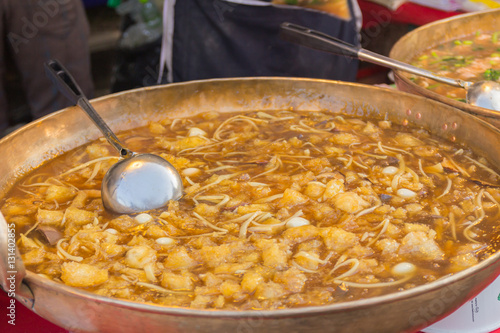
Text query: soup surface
2 110 500 310
410 31 500 101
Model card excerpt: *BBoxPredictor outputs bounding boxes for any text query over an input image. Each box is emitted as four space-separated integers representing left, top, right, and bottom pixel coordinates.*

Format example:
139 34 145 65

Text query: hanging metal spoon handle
279 22 472 90
44 60 134 159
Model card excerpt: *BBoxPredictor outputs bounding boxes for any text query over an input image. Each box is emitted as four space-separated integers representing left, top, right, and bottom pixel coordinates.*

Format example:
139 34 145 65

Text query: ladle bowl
101 153 183 214
466 80 500 112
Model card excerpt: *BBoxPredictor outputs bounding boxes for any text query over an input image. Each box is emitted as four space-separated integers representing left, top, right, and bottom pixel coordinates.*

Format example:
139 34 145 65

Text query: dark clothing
171 0 360 82
0 0 93 133
112 0 360 92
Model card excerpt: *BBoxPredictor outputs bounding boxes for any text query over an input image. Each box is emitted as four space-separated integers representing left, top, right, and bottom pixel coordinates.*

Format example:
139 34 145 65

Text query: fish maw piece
45 185 77 203
262 243 289 270
278 189 309 208
398 231 445 261
37 209 64 226
333 192 370 213
320 227 359 253
164 247 197 270
65 207 96 226
61 262 108 287
161 271 195 291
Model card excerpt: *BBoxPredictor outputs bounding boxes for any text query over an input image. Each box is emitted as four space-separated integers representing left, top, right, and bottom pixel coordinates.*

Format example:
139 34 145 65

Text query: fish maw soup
409 30 500 102
2 109 500 310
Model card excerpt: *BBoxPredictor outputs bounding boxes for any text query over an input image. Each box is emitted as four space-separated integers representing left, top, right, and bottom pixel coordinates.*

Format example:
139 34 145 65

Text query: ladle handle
44 60 133 158
279 22 466 88
280 22 360 59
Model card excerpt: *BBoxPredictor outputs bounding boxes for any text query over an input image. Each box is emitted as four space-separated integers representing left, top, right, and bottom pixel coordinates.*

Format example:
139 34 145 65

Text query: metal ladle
45 60 183 214
280 22 500 111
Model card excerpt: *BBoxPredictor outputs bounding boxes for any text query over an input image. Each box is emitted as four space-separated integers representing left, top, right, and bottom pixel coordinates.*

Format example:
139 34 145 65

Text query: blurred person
0 0 93 136
111 0 361 91
159 0 361 83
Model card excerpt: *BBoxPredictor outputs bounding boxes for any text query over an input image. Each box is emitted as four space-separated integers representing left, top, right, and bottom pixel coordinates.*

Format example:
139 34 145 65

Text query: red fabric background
1 292 66 332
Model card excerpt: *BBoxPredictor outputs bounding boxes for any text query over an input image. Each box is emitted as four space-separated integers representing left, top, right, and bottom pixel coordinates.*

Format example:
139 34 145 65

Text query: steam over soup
2 110 500 310
410 31 500 101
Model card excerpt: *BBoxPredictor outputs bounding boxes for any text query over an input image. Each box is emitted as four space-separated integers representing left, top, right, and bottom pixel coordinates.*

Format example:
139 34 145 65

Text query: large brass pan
389 9 500 128
1 78 500 333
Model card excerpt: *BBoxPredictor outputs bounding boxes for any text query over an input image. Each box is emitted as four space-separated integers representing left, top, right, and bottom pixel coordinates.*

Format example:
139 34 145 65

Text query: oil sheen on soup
2 110 500 310
410 31 500 101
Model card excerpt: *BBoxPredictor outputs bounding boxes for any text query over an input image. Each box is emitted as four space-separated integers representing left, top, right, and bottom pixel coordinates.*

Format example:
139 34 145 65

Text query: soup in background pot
409 31 500 101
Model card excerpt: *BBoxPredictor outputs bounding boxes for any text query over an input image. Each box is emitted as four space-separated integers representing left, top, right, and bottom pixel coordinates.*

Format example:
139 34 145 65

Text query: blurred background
3 0 496 136
3 0 120 131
